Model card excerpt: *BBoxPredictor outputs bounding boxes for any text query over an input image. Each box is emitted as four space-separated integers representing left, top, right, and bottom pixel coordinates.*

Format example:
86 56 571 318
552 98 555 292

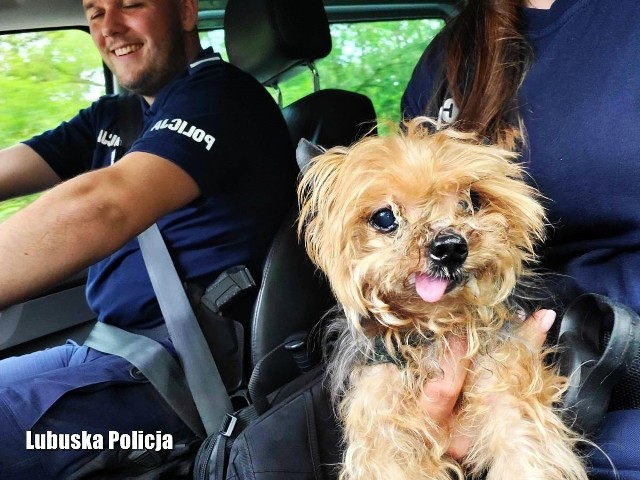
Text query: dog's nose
428 232 468 270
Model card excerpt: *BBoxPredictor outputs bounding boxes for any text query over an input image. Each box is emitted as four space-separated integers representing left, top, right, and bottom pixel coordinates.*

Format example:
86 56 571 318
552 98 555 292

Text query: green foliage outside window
0 30 104 149
0 29 104 222
286 19 443 128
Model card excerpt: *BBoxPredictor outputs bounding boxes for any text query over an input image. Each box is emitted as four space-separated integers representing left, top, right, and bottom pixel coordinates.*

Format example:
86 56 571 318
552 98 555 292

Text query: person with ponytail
402 0 640 478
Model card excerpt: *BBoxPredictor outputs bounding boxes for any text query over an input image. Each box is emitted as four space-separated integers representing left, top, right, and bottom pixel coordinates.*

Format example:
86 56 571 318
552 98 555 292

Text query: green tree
280 19 443 128
0 29 103 222
0 29 103 149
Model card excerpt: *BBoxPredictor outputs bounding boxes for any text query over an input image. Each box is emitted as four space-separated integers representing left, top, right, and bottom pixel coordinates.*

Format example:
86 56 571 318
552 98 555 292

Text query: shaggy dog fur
297 118 587 480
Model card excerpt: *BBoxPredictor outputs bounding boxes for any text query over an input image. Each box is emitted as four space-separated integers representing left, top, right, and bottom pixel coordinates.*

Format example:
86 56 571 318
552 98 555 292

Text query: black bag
193 362 342 480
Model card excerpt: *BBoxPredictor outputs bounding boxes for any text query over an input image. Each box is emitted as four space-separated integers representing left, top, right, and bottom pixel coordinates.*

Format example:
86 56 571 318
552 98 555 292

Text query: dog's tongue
415 273 449 303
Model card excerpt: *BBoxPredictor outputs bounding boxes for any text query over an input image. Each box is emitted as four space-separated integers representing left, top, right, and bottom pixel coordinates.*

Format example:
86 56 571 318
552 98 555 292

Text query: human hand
419 309 557 459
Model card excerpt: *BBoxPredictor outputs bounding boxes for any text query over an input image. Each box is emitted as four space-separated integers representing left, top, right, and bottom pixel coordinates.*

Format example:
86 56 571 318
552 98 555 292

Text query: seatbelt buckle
200 266 256 314
219 413 238 437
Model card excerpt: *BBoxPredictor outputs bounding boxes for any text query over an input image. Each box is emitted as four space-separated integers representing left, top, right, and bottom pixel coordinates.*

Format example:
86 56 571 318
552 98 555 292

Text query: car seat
224 0 378 391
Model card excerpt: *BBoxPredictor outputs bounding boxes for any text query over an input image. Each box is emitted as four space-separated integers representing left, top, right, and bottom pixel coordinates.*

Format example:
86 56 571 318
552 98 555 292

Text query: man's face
83 0 187 97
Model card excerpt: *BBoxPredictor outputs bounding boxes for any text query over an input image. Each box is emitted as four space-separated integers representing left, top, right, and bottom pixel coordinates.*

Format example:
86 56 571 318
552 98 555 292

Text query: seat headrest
224 0 332 87
284 89 377 148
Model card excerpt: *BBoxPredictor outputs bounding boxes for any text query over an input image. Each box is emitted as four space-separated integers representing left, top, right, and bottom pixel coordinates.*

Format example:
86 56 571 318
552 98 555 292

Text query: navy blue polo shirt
401 0 640 313
25 48 296 330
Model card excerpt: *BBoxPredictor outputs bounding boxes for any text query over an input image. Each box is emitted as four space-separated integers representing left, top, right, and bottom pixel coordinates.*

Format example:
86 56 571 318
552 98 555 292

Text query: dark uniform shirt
25 48 297 330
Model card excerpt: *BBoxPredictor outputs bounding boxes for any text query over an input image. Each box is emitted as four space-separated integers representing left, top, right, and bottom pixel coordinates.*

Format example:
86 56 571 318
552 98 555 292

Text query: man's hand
0 144 61 201
419 309 557 459
0 151 200 310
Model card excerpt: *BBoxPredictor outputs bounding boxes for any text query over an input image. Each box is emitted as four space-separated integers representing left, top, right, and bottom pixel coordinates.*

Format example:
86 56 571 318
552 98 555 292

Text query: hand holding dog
424 309 557 460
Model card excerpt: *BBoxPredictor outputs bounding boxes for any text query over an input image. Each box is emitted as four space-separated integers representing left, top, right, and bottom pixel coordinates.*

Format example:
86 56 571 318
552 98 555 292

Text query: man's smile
113 44 142 57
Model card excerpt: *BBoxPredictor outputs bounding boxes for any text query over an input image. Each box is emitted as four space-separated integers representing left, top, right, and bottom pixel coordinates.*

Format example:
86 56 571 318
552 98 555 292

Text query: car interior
0 0 459 394
0 0 458 365
2 0 638 478
0 0 459 449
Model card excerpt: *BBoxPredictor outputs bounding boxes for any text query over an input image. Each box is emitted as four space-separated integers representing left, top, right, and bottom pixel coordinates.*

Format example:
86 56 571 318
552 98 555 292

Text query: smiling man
0 0 296 477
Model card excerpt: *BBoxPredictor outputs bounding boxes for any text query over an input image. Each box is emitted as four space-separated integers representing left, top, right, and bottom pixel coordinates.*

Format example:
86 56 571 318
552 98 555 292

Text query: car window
200 18 445 129
0 29 104 222
283 19 444 127
200 29 226 58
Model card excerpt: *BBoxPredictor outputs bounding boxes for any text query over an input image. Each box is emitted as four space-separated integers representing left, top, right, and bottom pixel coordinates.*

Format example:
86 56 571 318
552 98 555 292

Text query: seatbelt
114 92 143 160
85 93 232 438
137 223 233 436
84 321 205 436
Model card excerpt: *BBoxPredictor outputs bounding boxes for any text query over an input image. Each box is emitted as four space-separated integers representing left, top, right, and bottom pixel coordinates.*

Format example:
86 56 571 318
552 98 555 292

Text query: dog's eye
459 190 482 214
458 199 471 213
470 190 482 211
369 208 398 233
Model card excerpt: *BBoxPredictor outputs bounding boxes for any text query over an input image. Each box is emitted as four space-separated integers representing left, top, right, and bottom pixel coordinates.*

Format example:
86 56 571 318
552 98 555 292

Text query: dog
296 118 587 480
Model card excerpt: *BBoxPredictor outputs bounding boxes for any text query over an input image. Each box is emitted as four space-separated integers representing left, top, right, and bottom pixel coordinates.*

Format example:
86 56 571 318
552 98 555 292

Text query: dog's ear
296 138 325 173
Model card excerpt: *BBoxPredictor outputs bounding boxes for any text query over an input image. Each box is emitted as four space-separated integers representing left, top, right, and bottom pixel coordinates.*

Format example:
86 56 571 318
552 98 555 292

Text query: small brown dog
297 118 587 480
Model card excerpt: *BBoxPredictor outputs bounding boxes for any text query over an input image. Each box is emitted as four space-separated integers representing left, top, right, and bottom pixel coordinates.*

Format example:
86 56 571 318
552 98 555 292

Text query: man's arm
0 151 200 309
0 144 62 201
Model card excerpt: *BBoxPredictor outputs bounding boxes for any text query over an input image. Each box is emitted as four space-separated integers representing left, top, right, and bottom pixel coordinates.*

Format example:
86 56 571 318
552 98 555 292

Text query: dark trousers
0 342 195 479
